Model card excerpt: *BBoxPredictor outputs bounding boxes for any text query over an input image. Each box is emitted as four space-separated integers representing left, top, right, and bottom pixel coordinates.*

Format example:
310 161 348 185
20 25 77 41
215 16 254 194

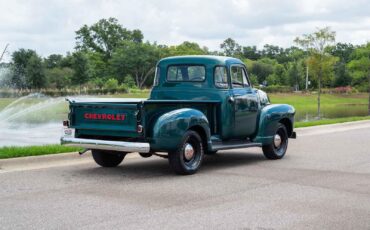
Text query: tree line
0 18 369 95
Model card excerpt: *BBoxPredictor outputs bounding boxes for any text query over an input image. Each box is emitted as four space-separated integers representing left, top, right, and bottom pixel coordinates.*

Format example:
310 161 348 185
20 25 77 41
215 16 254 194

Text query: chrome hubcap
184 143 194 161
274 134 282 148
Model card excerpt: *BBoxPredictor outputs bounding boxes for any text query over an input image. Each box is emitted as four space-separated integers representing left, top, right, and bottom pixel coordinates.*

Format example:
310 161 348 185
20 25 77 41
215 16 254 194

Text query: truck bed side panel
142 100 220 138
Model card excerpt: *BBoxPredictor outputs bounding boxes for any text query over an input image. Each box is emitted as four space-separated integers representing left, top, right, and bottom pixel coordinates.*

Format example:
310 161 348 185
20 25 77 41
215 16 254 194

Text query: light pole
305 65 309 91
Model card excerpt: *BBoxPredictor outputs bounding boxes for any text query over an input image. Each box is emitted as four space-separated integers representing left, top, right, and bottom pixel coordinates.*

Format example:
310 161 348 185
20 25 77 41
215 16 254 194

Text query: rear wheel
139 152 152 158
262 123 288 159
168 130 204 175
92 150 126 167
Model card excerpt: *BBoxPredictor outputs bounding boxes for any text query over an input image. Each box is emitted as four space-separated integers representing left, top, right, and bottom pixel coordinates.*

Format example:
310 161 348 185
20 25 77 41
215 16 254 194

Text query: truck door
230 65 259 138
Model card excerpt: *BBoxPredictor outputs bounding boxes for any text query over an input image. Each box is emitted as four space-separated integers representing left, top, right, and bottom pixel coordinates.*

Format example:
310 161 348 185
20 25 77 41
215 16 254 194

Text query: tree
85 51 111 80
10 49 36 89
261 44 283 59
0 44 9 63
307 54 338 88
242 46 260 60
44 54 64 69
287 62 300 90
71 52 90 92
273 63 288 85
167 41 208 56
249 59 274 84
59 52 74 68
75 18 143 61
347 43 370 114
294 27 336 118
111 41 160 89
327 43 355 87
25 54 46 89
45 67 73 89
220 38 242 57
327 43 354 63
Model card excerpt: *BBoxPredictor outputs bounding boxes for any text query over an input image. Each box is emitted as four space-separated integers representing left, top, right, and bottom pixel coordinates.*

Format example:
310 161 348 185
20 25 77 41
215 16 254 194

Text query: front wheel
168 130 204 175
92 150 126 167
262 123 288 159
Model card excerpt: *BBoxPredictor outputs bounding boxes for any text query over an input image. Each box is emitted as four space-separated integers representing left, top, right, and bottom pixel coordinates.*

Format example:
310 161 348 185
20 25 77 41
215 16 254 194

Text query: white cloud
0 0 369 62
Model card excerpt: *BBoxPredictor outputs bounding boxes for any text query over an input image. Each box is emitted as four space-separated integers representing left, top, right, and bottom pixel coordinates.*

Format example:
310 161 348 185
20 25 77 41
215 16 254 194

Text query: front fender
150 108 210 151
253 104 295 145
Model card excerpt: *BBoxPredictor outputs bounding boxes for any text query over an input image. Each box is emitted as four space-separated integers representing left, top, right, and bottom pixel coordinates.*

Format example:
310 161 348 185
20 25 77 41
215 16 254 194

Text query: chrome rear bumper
61 137 150 153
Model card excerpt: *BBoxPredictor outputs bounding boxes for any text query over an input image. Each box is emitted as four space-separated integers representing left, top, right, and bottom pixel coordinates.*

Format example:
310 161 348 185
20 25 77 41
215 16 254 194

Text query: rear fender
150 108 210 151
253 104 295 145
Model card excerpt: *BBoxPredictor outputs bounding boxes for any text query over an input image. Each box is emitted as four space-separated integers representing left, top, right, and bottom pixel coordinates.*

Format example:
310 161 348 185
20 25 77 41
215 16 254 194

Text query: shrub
321 86 357 94
117 84 129 94
104 78 119 93
354 85 368 93
123 75 137 88
334 86 353 94
263 85 292 93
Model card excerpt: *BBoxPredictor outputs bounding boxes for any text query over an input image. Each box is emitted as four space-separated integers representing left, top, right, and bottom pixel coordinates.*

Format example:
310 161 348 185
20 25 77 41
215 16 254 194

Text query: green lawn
0 145 82 159
0 97 16 110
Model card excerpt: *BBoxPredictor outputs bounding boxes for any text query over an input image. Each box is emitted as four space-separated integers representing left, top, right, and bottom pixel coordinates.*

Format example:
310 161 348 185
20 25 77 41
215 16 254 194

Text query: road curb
0 151 140 172
295 119 370 131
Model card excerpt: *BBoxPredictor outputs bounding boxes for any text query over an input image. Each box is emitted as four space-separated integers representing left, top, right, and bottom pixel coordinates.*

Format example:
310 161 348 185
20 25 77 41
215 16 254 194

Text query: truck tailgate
70 102 140 137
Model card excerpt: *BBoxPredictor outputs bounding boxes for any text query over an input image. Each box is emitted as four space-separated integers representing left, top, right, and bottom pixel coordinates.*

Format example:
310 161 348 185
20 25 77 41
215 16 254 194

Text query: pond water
0 94 68 147
0 94 368 147
294 104 368 121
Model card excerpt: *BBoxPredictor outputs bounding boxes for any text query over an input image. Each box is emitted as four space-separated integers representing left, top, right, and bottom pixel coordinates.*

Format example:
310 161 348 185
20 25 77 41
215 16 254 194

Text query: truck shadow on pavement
73 150 266 179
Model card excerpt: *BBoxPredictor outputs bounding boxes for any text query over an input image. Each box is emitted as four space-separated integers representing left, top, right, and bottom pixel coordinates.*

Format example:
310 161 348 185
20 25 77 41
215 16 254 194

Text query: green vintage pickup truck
61 55 296 175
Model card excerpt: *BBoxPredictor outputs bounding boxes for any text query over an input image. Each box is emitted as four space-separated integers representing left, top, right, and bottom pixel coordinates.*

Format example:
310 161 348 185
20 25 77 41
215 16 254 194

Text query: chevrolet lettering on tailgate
84 113 126 121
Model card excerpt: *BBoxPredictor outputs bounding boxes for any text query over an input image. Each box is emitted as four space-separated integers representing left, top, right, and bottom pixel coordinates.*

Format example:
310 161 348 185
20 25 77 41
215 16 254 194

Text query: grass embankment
0 145 83 159
295 116 370 128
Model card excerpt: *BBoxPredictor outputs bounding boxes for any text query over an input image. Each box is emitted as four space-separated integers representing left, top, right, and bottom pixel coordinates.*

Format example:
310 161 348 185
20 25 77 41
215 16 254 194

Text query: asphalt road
1 121 370 229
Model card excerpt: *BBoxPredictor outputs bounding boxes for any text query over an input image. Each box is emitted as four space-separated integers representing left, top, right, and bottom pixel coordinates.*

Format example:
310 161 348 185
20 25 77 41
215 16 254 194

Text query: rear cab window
167 65 205 82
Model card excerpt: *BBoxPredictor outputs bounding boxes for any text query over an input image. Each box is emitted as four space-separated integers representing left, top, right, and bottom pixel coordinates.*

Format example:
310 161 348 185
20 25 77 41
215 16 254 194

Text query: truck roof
158 55 244 66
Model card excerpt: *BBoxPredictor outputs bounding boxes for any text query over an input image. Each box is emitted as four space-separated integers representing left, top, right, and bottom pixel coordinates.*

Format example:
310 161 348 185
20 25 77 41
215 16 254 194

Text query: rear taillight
137 125 143 133
63 120 70 127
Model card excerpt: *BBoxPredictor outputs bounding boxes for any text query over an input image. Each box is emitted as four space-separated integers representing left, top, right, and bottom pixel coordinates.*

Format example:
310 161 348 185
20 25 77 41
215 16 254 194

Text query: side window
242 68 250 87
231 66 249 88
214 66 228 88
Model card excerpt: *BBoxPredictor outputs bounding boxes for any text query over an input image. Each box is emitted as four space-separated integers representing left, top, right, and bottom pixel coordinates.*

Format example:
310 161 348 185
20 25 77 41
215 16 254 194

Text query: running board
211 141 262 151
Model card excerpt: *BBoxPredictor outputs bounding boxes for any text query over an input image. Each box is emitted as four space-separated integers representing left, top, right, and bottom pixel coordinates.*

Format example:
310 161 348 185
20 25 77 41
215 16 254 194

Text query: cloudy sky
1 0 370 61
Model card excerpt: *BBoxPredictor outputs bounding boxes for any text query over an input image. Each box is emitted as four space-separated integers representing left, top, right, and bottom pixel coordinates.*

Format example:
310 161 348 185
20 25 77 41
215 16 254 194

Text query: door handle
228 96 235 103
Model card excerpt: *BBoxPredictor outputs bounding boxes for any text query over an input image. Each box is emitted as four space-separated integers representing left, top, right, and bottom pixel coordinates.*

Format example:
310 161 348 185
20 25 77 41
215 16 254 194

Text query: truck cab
61 55 296 175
